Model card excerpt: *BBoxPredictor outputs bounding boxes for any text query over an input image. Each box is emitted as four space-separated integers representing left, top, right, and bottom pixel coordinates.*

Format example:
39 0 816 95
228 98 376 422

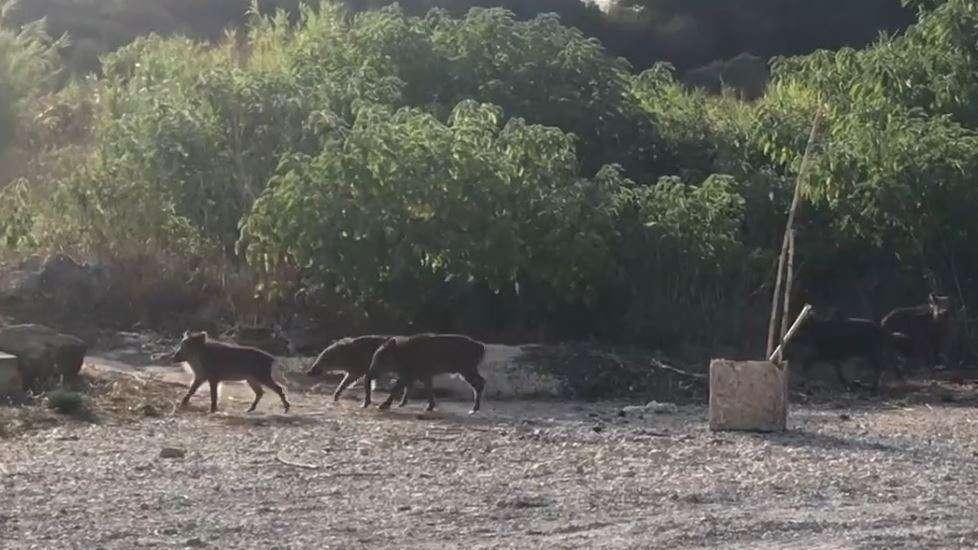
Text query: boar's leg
261 373 291 413
209 379 220 413
246 379 264 412
866 344 887 392
362 373 373 408
397 380 412 408
333 372 357 402
423 376 436 412
379 376 411 411
180 377 205 410
460 369 486 414
831 361 850 388
887 349 907 382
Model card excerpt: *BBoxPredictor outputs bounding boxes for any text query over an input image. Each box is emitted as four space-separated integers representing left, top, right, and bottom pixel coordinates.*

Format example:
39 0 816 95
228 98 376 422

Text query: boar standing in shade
783 313 905 390
881 293 955 370
363 334 487 414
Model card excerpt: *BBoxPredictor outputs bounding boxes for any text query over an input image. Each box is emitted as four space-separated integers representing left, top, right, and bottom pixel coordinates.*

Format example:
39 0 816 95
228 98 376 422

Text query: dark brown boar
362 334 487 415
305 335 393 402
881 293 954 370
783 313 905 390
170 331 290 413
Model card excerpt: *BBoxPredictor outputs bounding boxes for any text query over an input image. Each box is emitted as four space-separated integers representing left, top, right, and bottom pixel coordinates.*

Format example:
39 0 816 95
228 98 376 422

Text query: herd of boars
166 293 957 414
168 332 488 415
783 293 955 388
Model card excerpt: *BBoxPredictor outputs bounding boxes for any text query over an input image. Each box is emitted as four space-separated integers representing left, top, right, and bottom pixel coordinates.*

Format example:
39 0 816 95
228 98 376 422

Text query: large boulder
0 254 110 320
0 324 88 386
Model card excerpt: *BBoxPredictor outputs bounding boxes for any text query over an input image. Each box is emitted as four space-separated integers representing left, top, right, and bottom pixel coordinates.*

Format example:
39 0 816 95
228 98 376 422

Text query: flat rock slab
0 352 22 396
429 344 564 399
709 359 788 432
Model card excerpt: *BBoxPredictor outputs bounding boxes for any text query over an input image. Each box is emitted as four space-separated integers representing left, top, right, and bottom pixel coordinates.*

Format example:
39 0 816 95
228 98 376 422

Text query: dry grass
0 367 186 438
87 372 183 419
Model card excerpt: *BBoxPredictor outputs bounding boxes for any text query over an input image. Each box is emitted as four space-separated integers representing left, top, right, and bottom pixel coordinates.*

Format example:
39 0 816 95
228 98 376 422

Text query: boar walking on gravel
783 313 906 390
170 331 291 413
881 293 955 370
362 334 487 414
305 335 393 402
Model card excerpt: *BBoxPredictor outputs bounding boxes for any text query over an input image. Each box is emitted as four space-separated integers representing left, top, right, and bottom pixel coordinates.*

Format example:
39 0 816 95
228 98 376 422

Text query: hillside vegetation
0 0 974 359
1 0 914 75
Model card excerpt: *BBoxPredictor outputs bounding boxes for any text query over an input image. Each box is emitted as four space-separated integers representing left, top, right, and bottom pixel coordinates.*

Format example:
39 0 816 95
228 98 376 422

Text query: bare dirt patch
2 361 978 549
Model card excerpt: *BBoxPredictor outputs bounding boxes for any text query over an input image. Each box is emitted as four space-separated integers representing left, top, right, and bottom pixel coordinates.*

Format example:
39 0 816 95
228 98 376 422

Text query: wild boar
305 335 393 402
362 334 487 414
783 314 905 389
881 293 955 369
170 331 290 413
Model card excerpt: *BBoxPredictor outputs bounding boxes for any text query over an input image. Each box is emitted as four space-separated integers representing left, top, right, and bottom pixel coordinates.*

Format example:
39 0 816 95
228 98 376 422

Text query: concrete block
709 359 788 432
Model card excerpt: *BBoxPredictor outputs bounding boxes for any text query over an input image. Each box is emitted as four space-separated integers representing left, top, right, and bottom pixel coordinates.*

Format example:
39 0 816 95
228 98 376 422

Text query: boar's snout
169 348 185 363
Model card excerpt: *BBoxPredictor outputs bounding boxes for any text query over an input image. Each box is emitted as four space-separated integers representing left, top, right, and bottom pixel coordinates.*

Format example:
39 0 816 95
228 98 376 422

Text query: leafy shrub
46 389 87 416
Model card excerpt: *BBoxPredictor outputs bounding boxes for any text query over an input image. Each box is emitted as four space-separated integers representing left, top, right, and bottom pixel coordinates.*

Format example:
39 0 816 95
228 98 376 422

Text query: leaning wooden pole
769 303 813 363
766 108 824 358
780 228 796 341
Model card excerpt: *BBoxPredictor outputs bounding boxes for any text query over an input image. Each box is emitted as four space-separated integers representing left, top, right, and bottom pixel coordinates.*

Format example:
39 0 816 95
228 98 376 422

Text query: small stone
160 447 186 459
185 537 206 548
592 426 604 433
839 413 852 421
645 401 678 414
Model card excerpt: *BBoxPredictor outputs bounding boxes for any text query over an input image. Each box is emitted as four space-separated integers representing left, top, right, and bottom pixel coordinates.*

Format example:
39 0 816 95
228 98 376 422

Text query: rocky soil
2 356 978 549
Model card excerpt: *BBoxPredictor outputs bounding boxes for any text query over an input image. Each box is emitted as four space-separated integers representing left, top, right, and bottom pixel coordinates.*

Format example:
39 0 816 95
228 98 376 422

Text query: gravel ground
3 368 978 549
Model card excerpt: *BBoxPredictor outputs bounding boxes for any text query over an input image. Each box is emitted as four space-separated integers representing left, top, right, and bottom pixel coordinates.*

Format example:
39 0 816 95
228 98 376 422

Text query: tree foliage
5 0 978 356
0 0 66 152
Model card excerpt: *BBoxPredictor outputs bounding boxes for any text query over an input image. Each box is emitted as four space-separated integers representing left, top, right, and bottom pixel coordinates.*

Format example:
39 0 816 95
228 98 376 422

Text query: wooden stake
766 108 824 357
769 303 813 363
780 228 796 340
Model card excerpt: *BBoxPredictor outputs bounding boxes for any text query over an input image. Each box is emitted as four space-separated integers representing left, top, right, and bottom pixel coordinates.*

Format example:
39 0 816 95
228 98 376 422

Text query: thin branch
650 359 707 382
275 452 320 470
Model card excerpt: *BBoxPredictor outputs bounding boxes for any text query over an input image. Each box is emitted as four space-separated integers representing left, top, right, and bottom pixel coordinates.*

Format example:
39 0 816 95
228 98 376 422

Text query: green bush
46 389 87 416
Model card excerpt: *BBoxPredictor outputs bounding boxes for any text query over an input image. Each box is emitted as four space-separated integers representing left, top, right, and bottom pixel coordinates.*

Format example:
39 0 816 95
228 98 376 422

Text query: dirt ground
3 359 978 549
